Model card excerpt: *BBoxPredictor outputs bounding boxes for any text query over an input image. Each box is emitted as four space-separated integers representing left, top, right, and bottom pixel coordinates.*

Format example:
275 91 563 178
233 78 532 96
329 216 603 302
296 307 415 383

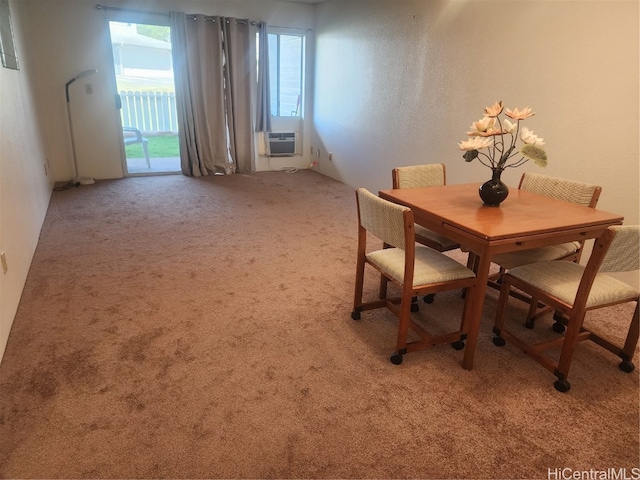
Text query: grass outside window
125 134 179 158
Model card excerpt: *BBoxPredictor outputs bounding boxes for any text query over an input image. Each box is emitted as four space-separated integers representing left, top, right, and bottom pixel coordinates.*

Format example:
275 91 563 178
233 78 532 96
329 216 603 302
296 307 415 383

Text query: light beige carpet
0 170 638 478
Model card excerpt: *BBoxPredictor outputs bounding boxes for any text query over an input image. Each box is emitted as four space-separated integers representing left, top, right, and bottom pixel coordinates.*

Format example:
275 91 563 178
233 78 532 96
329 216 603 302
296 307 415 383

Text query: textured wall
0 0 52 360
312 0 639 227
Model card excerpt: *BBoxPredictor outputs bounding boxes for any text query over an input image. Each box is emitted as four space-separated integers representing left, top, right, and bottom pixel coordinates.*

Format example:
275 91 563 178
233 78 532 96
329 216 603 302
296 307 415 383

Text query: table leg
462 248 492 370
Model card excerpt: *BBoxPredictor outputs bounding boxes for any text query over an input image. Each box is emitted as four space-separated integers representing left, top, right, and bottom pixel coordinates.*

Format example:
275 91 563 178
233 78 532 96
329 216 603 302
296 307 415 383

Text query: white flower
520 126 545 146
467 116 496 136
458 137 494 151
502 119 517 134
460 101 548 171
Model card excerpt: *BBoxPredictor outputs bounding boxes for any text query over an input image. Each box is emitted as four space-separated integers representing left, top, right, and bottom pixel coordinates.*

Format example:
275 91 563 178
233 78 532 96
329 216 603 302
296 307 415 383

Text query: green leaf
520 144 548 167
463 150 478 162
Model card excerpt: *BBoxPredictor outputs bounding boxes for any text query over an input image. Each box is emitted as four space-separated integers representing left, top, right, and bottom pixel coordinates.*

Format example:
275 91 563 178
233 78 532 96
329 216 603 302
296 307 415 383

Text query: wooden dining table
378 183 624 370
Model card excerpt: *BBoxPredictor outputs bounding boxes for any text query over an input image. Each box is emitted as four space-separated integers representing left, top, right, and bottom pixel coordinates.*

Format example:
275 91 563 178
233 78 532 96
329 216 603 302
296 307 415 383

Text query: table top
379 183 624 244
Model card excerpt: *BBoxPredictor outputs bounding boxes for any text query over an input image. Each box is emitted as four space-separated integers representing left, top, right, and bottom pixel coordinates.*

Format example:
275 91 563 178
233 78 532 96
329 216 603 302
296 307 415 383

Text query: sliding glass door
109 20 180 175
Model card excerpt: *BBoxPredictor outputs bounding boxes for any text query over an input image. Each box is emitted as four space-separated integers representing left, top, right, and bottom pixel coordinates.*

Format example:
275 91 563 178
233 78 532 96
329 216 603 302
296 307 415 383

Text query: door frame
103 13 179 177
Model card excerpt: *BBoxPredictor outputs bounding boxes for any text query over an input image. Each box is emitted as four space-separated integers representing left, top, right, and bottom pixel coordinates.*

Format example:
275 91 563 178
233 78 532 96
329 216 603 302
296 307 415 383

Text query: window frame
267 27 305 118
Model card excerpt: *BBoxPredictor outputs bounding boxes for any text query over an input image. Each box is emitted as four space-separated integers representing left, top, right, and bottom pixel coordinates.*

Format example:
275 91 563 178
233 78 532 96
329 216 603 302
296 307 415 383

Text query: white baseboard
256 155 312 172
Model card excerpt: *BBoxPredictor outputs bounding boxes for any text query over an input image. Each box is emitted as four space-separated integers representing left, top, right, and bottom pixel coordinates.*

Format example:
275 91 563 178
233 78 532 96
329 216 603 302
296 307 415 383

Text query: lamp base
70 176 95 186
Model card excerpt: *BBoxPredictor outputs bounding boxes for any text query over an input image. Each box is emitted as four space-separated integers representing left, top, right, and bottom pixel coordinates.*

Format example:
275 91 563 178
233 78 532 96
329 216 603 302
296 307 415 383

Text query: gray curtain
170 12 256 176
255 23 272 133
222 18 256 174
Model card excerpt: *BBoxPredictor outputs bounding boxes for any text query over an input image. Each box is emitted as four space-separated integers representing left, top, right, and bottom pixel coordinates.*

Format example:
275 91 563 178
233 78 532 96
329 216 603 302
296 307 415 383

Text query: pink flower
460 101 548 171
484 101 504 117
506 107 535 120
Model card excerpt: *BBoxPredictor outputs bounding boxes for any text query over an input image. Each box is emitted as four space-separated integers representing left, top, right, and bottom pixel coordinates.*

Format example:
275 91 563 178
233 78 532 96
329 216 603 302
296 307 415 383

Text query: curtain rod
186 16 260 26
96 4 169 17
96 4 262 26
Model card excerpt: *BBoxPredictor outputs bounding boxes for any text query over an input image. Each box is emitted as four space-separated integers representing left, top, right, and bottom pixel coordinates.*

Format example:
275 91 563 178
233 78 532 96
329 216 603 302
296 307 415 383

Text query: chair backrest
356 188 411 249
392 164 446 189
567 225 640 311
600 225 640 273
519 172 601 207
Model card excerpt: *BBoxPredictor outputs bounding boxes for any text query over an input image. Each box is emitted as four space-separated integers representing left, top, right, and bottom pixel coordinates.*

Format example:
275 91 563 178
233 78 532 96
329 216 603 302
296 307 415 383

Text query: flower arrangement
458 101 548 171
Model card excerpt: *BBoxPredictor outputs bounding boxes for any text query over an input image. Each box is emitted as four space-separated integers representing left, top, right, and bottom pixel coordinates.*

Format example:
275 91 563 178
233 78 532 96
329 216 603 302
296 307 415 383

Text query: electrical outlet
328 152 333 161
1 251 7 274
85 83 93 94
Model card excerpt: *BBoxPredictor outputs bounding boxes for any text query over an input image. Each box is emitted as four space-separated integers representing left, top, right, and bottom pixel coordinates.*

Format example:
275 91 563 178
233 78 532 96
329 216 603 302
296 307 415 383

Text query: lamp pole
65 69 98 186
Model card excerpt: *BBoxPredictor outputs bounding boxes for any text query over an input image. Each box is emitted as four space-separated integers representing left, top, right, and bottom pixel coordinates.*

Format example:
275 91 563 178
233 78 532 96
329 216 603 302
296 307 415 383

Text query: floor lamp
65 69 97 186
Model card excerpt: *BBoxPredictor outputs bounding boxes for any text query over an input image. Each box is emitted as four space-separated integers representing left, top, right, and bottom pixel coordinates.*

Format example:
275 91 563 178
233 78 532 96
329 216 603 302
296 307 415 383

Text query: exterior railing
119 91 178 134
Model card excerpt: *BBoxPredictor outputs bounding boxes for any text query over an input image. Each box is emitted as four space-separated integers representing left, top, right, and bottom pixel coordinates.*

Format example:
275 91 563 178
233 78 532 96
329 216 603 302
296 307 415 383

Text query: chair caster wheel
619 360 635 373
390 353 403 365
423 294 435 304
554 379 571 393
351 310 361 320
524 320 535 329
451 340 465 351
492 336 506 347
552 322 565 333
410 303 419 313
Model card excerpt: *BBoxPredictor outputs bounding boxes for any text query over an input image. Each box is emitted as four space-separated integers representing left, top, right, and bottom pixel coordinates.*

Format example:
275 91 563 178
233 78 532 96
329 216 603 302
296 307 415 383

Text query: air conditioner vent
267 132 298 156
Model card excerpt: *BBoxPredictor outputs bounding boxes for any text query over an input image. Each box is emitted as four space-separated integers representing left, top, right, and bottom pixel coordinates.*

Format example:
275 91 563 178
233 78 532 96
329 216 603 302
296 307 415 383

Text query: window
0 0 19 70
268 31 304 117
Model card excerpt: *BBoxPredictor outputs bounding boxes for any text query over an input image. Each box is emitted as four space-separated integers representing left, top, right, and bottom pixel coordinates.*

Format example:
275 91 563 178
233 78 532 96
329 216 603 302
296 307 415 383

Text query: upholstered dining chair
468 172 602 329
492 172 602 267
351 188 477 365
492 225 639 392
392 164 461 305
392 164 460 253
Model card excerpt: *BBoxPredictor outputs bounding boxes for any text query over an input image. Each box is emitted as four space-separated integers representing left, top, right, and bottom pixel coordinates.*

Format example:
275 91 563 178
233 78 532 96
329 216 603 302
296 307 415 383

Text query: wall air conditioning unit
267 132 298 157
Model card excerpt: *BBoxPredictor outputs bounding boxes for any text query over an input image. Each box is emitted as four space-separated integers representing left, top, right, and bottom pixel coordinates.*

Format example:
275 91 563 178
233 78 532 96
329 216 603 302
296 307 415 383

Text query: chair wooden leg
620 301 639 370
352 256 366 319
391 290 414 364
492 278 512 339
379 273 389 300
553 311 587 391
454 285 475 349
466 252 476 271
395 291 414 349
524 297 539 329
410 296 419 312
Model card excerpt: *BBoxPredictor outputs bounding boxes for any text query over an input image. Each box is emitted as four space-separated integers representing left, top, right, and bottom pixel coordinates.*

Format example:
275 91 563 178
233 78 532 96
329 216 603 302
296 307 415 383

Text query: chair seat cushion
508 261 640 309
492 242 580 270
414 225 460 250
367 246 475 287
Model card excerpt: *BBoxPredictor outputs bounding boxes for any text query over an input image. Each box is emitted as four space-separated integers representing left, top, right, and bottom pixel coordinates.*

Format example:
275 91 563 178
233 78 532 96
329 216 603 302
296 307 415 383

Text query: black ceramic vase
479 169 509 206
